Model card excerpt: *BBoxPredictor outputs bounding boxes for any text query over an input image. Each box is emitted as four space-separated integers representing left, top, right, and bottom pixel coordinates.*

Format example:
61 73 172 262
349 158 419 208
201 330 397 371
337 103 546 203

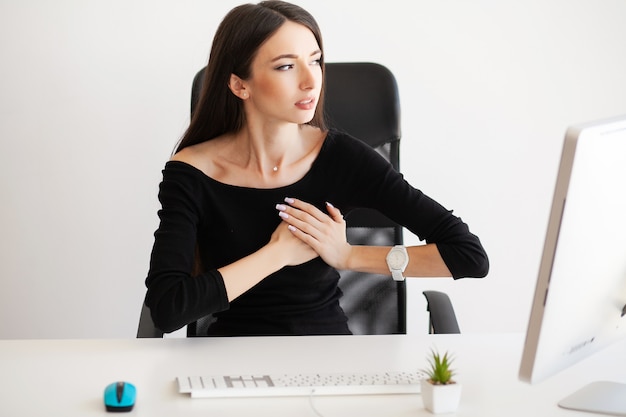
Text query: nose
299 64 319 91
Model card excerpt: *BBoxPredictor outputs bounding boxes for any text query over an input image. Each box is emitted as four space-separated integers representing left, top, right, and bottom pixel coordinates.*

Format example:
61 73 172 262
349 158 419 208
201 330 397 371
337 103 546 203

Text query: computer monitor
519 115 626 415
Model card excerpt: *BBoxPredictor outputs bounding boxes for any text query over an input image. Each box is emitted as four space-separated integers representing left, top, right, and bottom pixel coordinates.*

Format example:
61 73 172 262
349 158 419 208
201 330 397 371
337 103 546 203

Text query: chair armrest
137 301 164 338
422 290 461 334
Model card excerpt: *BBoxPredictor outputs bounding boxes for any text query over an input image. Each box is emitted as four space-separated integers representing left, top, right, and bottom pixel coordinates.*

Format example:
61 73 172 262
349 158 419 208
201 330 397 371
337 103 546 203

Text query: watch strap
391 269 406 281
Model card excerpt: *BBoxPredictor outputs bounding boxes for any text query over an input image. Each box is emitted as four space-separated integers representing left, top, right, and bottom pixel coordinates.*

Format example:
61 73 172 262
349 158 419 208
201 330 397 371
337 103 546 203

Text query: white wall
1 0 625 339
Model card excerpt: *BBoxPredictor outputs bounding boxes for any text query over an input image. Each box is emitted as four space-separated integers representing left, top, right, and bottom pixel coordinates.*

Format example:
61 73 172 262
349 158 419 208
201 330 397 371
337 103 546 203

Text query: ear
228 74 249 99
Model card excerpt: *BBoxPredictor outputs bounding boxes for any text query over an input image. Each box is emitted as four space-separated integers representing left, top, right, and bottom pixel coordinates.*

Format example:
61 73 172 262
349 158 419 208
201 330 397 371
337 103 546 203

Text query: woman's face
243 21 322 126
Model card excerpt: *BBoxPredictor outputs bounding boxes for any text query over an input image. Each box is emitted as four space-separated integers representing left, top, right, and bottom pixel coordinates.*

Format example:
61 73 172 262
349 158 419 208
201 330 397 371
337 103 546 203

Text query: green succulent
423 349 456 385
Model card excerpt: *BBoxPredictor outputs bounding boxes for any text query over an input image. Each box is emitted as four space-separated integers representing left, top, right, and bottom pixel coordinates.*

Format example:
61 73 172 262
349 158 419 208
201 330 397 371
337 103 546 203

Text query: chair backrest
321 62 405 334
137 62 406 337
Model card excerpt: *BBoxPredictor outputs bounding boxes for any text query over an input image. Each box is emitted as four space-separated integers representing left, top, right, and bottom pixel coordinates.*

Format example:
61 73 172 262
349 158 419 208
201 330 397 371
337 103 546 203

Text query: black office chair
137 62 460 337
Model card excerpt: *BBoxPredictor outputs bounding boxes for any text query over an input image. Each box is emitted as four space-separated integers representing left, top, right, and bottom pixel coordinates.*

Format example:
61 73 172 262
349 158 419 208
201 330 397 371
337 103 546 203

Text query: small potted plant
420 348 462 414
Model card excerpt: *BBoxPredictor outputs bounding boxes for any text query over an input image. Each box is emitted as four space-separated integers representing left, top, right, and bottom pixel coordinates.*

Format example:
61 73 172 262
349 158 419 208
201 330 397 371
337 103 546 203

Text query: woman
145 1 489 336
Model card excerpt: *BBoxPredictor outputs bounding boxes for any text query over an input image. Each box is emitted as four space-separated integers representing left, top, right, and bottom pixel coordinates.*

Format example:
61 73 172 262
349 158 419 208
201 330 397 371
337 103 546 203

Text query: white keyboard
177 371 427 398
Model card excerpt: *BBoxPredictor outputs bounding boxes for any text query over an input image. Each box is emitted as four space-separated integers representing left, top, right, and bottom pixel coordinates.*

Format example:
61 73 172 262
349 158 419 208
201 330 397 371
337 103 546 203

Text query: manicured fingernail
279 211 289 219
326 202 334 208
284 197 295 204
287 225 296 232
275 204 287 211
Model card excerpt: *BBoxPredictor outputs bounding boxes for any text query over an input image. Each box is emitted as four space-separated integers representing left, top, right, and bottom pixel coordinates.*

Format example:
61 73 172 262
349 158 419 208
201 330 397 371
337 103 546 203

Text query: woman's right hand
269 221 318 267
219 221 318 302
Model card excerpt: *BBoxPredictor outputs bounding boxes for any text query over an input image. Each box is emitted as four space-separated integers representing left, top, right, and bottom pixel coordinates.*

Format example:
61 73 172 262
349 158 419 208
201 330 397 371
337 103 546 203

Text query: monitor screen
519 115 626 415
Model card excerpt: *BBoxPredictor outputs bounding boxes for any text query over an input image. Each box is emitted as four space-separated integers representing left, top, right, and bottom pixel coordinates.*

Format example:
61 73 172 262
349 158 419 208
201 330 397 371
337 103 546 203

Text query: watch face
388 251 406 269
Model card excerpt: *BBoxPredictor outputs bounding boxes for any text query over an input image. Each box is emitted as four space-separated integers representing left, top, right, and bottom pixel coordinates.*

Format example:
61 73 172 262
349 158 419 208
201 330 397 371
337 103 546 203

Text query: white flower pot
420 379 462 414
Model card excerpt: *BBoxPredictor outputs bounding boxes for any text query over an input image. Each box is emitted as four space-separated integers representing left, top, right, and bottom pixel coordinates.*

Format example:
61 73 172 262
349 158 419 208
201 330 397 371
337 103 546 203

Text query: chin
294 113 316 125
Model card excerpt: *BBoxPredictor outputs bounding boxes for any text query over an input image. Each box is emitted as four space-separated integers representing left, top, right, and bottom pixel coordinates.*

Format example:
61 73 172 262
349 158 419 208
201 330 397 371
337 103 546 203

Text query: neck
235 124 303 174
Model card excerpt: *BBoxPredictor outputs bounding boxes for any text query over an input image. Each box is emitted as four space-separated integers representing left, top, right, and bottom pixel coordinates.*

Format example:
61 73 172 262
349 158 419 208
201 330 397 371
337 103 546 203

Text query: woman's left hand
276 197 352 270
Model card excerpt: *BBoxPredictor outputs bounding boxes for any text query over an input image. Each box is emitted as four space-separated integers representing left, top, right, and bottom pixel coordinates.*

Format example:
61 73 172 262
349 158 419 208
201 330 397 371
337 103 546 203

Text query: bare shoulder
170 135 230 177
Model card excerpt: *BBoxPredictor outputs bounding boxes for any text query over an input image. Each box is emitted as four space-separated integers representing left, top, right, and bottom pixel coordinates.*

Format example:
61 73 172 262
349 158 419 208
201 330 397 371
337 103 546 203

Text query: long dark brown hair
176 1 327 154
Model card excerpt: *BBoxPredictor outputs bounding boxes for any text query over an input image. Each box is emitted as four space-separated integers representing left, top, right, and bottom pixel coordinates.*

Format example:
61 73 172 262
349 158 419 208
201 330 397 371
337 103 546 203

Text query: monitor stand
558 381 626 416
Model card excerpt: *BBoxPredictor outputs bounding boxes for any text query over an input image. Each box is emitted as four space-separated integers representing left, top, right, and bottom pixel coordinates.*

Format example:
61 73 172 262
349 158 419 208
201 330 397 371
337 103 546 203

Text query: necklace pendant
272 166 278 172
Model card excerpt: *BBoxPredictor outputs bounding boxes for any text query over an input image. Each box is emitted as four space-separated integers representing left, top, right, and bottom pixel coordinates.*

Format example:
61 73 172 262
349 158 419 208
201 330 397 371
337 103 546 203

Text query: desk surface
1 333 624 416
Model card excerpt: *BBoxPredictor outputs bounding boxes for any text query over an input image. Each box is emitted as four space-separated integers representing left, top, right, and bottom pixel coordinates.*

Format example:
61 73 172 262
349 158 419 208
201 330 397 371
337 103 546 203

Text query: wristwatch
386 245 409 281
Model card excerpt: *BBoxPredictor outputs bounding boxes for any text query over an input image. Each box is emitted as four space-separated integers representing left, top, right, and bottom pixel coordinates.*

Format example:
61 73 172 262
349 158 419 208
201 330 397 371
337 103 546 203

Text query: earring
242 92 248 98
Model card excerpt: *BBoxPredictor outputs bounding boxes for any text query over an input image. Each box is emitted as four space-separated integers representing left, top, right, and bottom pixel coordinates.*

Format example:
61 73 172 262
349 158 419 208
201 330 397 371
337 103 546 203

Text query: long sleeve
325 133 489 279
145 164 229 333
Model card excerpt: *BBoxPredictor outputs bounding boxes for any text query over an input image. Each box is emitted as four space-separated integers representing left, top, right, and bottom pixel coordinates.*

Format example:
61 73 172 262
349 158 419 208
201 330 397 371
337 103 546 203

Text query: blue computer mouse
104 381 136 412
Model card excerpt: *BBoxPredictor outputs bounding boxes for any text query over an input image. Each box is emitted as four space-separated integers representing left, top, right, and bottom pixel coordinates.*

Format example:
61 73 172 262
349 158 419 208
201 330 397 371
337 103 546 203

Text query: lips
295 97 316 110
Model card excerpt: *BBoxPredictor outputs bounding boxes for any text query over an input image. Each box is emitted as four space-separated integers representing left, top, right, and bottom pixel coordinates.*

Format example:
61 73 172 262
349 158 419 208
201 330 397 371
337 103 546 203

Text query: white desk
1 333 624 416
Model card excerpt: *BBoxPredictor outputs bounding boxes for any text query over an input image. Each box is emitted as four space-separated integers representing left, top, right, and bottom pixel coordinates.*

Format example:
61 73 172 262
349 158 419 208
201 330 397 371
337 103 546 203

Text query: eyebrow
270 49 322 62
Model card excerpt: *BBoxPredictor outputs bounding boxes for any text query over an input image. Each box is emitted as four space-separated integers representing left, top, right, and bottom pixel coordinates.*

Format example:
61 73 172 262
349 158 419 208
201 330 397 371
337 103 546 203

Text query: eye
275 64 294 71
310 54 322 66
